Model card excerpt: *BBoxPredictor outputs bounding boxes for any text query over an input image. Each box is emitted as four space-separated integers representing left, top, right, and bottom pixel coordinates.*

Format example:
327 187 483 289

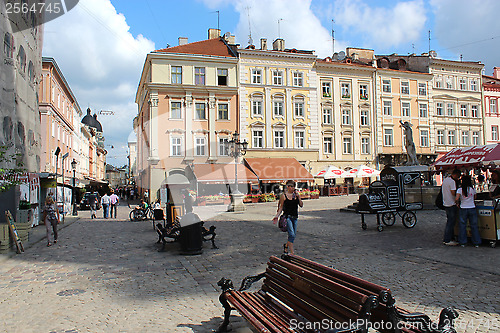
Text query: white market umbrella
314 165 347 179
352 165 380 178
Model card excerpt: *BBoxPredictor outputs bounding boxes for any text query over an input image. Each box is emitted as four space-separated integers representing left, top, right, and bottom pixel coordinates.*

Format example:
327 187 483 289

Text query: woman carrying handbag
273 180 303 255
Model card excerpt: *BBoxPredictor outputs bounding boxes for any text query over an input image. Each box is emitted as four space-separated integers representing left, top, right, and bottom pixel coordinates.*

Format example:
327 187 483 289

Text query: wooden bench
282 254 459 333
216 255 379 333
155 219 217 252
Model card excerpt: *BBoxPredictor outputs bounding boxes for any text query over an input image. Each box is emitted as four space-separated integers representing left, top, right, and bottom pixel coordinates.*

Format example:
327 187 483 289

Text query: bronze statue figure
400 121 419 165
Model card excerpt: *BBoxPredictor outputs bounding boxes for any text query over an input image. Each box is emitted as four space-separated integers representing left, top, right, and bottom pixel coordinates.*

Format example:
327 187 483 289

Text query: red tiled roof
155 38 235 57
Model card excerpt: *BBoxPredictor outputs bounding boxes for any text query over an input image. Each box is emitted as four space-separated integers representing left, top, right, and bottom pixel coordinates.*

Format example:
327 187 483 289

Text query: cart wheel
490 241 496 248
402 211 417 228
381 212 396 226
362 223 367 230
377 225 384 232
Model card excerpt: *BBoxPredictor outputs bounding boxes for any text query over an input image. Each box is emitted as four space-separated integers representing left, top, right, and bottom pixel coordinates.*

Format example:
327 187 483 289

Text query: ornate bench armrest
238 272 266 291
390 306 458 333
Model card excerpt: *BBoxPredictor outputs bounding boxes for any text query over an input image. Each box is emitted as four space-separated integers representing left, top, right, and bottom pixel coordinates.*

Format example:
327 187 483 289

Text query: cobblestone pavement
0 197 498 333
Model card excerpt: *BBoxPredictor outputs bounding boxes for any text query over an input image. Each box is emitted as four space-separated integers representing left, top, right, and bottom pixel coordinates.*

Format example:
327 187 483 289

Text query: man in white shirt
101 193 111 219
109 190 119 219
442 169 461 245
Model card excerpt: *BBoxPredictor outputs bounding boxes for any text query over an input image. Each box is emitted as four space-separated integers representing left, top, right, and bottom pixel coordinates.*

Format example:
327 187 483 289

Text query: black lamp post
54 147 60 203
71 159 78 216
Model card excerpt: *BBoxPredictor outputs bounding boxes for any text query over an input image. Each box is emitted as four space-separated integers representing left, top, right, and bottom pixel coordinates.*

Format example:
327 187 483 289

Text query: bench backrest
262 256 378 326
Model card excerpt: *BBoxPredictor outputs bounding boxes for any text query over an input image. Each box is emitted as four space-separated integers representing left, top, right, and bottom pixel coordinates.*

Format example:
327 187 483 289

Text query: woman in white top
455 175 481 247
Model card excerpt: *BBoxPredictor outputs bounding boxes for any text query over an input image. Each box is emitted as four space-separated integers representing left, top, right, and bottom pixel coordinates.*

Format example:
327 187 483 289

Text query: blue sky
42 0 500 167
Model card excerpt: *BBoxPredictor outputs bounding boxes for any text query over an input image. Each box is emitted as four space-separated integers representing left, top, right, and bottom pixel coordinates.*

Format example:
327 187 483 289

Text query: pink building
483 68 500 144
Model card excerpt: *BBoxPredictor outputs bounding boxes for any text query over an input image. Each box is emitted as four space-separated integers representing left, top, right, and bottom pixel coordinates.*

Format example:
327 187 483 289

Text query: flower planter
207 200 224 205
251 197 259 203
243 198 252 203
310 194 319 199
197 200 206 206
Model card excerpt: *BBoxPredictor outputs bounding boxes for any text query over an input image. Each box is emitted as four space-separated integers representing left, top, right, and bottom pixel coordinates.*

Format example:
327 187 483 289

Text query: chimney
208 28 221 39
178 37 188 46
260 38 267 50
494 67 500 79
272 38 285 51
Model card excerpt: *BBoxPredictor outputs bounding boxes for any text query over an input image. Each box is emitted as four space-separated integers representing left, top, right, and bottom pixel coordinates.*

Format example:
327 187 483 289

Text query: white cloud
330 0 427 49
430 0 500 74
43 0 155 166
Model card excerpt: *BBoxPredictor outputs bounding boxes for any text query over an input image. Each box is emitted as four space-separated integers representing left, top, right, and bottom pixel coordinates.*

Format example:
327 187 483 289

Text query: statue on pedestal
400 121 419 165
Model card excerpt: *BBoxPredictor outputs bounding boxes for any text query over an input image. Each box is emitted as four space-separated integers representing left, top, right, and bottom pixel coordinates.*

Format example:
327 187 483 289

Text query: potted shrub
310 189 320 199
299 189 310 199
243 194 252 203
251 194 259 203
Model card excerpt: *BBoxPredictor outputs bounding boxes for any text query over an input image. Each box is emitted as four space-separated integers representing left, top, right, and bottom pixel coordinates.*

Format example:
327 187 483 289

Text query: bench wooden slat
226 292 280 332
238 291 294 332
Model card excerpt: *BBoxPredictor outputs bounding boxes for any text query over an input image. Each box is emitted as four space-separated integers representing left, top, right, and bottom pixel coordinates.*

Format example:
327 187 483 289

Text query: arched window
293 95 305 118
27 61 34 82
4 33 14 58
17 46 26 72
250 93 264 116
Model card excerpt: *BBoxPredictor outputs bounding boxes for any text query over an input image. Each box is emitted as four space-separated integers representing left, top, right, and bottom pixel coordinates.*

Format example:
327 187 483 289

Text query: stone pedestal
227 192 245 212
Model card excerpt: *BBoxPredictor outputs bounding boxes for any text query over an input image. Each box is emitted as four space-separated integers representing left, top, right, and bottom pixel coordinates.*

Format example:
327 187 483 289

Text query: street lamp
61 152 69 223
71 159 78 216
226 132 248 211
54 147 60 204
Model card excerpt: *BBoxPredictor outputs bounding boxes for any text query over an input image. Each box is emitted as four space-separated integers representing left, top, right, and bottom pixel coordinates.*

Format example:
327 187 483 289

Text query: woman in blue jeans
455 175 481 247
273 180 303 255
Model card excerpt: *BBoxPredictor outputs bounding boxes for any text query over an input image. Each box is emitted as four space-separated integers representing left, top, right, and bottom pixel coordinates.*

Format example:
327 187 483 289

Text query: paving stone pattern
0 197 498 332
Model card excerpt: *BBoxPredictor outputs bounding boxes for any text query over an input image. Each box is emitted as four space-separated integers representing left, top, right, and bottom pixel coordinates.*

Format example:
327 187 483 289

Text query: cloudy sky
43 0 500 166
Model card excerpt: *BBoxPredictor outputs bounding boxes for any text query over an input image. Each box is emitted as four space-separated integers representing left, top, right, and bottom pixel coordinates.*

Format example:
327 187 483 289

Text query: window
195 137 206 156
359 84 368 100
446 103 454 116
460 104 468 117
419 104 428 118
436 102 444 116
401 81 409 94
323 108 332 124
473 131 480 145
490 99 498 114
3 33 14 58
492 126 499 141
435 75 442 88
217 68 228 86
294 97 304 117
253 130 263 148
171 137 182 156
446 76 453 89
418 83 427 96
273 70 283 85
252 96 263 116
218 103 229 120
360 110 369 126
273 96 284 116
342 109 351 125
295 131 305 148
343 137 352 154
448 130 456 145
384 128 393 146
437 130 444 145
323 137 332 154
293 72 303 86
251 69 262 84
274 130 284 148
471 79 478 91
341 83 350 98
195 67 205 85
461 131 469 145
51 121 55 137
195 103 206 120
171 102 182 119
382 79 391 93
420 130 429 147
171 66 182 84
322 82 331 97
361 137 370 154
471 105 479 118
402 102 410 117
17 46 26 72
383 101 392 116
460 79 466 90
219 138 229 156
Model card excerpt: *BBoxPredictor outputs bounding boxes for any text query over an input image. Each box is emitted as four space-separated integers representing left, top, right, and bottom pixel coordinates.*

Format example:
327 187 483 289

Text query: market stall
433 143 500 247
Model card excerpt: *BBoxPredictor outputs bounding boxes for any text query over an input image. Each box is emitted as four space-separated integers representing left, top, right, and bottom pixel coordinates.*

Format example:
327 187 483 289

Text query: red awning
190 163 259 184
244 158 314 183
433 144 500 171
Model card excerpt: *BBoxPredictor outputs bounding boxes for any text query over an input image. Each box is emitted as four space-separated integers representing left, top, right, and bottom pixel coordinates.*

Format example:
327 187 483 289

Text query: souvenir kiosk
433 144 500 247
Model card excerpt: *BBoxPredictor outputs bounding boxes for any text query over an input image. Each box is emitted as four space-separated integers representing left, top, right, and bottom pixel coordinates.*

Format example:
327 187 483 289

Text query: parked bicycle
128 201 153 221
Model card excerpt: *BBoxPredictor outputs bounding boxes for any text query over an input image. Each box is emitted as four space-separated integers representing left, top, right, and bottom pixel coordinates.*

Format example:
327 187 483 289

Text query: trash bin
153 208 164 221
178 212 203 255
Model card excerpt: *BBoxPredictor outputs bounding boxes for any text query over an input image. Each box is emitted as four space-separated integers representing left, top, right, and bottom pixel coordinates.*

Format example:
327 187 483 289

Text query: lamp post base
227 192 245 212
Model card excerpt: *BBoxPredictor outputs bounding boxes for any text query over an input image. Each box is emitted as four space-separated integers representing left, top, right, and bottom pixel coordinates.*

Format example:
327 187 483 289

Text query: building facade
483 68 500 145
135 29 238 199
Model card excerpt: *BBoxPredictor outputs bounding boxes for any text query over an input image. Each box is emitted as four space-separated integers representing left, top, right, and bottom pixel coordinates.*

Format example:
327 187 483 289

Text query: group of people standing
442 170 482 247
99 190 120 219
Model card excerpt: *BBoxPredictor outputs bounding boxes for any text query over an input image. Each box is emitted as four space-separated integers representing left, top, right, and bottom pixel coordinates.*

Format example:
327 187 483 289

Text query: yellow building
238 39 318 172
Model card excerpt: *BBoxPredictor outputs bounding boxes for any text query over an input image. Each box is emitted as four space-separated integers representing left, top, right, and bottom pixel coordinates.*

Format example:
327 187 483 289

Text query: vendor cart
356 166 426 232
454 198 500 248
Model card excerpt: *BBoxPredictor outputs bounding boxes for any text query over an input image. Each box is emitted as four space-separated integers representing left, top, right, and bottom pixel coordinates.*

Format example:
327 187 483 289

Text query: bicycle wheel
402 211 417 228
129 210 135 221
381 212 396 226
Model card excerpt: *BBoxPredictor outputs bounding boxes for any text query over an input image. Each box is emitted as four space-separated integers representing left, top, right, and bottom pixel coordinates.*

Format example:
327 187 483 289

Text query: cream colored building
238 38 319 173
315 48 377 174
135 29 238 199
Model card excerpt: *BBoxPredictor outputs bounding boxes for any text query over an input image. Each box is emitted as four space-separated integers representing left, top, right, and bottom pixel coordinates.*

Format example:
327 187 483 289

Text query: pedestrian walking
109 190 119 218
273 180 303 255
456 175 481 247
42 196 60 247
101 192 111 219
442 169 461 246
90 195 97 219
